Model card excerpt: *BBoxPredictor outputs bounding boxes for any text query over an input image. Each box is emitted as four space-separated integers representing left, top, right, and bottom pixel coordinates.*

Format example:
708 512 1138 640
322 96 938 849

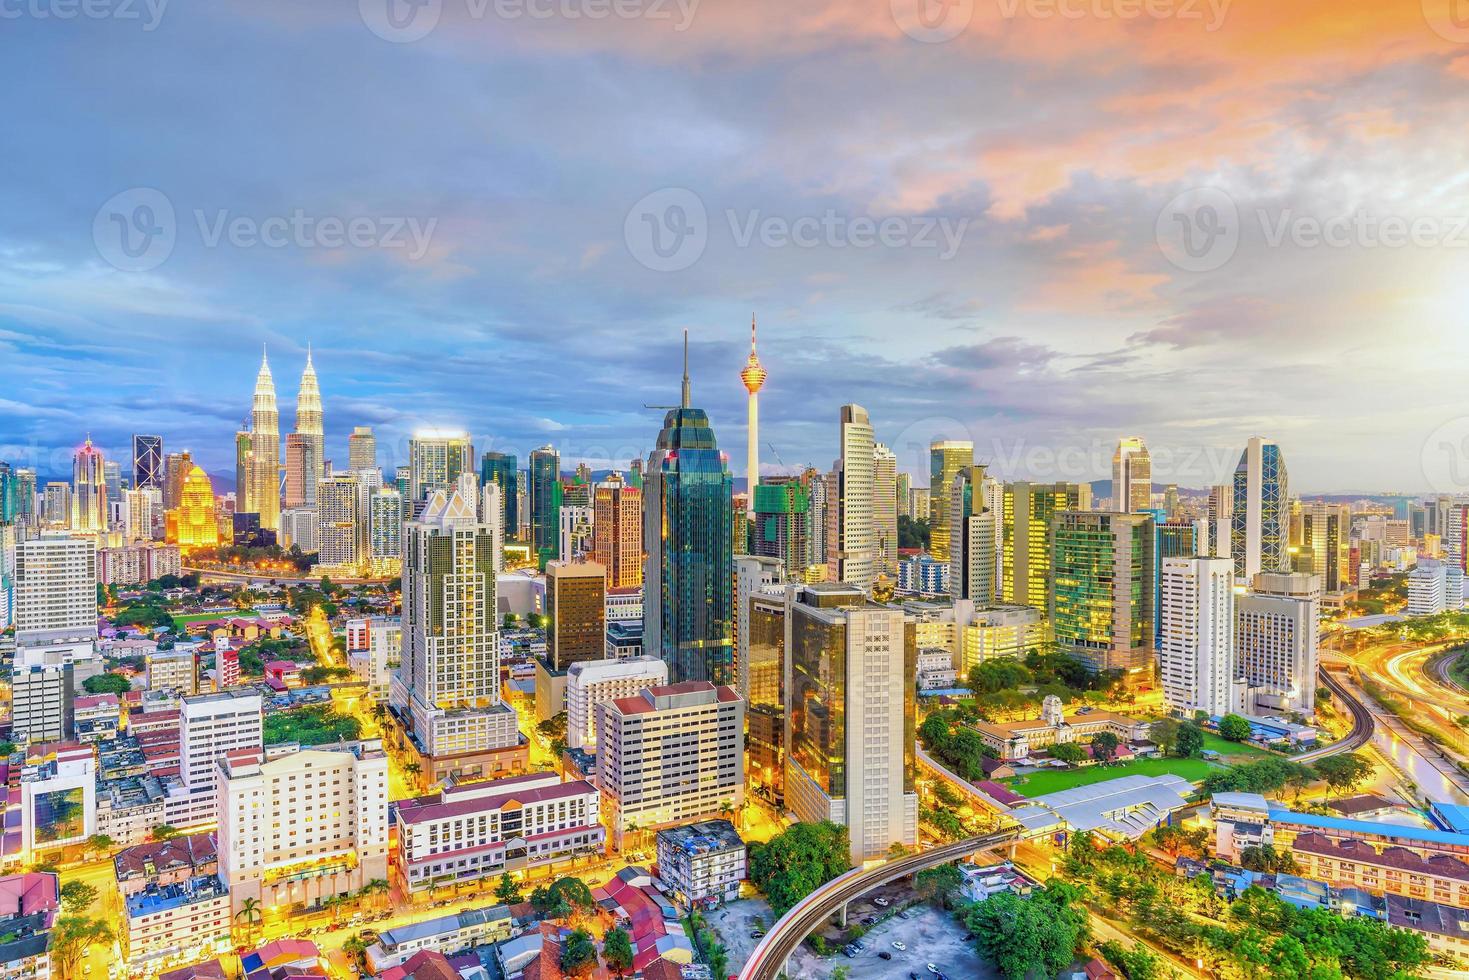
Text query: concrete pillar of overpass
836 900 848 928
1008 841 1018 859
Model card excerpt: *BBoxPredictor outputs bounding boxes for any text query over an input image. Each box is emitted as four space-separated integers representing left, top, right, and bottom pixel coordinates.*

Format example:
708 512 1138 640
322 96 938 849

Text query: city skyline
4 6 1468 495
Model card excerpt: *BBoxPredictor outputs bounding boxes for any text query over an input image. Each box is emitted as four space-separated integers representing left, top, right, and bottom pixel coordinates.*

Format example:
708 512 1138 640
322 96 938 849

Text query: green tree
495 872 524 905
1049 742 1086 764
915 863 965 908
1149 718 1180 756
82 673 131 696
50 917 113 979
968 659 1033 694
898 515 930 550
234 896 263 942
1174 721 1205 758
85 834 114 858
59 882 98 915
965 884 1089 980
150 824 179 841
1218 714 1253 742
560 927 598 977
1313 753 1373 799
1091 731 1121 763
602 926 634 976
747 821 852 917
1239 845 1299 874
1098 940 1162 980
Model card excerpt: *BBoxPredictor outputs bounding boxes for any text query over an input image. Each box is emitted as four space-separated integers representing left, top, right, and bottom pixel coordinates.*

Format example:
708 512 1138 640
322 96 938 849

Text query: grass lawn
171 610 252 624
1200 732 1274 764
1004 756 1219 797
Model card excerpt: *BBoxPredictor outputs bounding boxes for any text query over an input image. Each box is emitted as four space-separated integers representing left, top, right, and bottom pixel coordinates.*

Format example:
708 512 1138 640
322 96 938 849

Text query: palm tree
362 878 390 910
403 761 422 786
234 897 263 943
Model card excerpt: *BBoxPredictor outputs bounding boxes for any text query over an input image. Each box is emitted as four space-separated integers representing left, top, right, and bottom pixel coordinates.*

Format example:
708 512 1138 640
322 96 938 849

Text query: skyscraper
407 432 473 505
349 425 377 474
250 348 281 531
1159 556 1235 716
528 446 561 565
832 405 876 591
283 433 309 510
369 487 403 575
1112 436 1152 512
164 451 192 513
70 438 107 533
316 474 364 575
1232 437 1289 582
1001 481 1092 611
872 443 898 577
949 464 997 602
750 480 810 580
1301 502 1350 593
928 440 974 563
591 472 641 589
294 348 324 507
391 474 520 781
233 429 253 514
1049 510 1154 676
740 314 767 495
479 451 519 541
132 434 163 491
545 560 607 670
642 334 735 685
170 465 220 553
1236 572 1320 715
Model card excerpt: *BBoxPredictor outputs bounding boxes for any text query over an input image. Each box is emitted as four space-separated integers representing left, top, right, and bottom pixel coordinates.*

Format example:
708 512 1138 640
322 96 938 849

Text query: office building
528 445 561 565
283 433 309 510
479 451 518 539
565 656 668 750
1049 511 1155 677
133 434 164 491
349 425 377 474
592 473 641 589
872 443 898 577
546 560 607 670
831 405 877 591
957 605 1048 674
784 583 918 863
408 431 473 506
595 681 744 849
19 745 96 858
179 690 264 799
949 465 997 602
394 773 602 895
1236 572 1320 715
124 486 160 542
656 819 746 906
558 503 592 562
280 506 318 553
248 349 281 531
292 348 324 507
1159 557 1236 716
928 440 973 564
369 487 403 574
40 483 68 526
642 338 735 686
1112 436 1152 512
147 649 198 696
391 475 523 781
216 741 388 914
1301 502 1350 593
1232 437 1290 582
1001 481 1092 611
740 314 767 495
316 473 364 575
749 480 810 581
71 437 107 533
14 535 96 654
169 464 220 553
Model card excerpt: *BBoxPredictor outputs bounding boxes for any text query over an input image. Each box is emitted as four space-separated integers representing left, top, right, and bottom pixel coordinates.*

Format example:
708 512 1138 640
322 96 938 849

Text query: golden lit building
169 464 221 552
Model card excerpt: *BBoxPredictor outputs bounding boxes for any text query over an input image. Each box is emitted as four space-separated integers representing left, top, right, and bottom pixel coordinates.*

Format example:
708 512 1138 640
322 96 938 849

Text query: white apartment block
216 741 389 915
280 507 318 553
98 544 181 587
347 616 401 700
1409 563 1450 616
565 656 669 750
14 535 96 655
595 682 745 849
655 819 747 906
1159 557 1236 717
1235 572 1321 715
146 649 197 695
316 474 364 574
394 772 604 894
10 666 70 746
179 690 263 801
122 876 231 974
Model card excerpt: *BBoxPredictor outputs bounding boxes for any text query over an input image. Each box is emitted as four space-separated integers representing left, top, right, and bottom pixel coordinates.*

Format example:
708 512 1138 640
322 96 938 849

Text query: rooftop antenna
680 329 691 409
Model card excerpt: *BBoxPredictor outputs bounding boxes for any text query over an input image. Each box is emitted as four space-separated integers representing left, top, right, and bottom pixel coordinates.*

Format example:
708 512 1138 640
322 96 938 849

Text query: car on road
878 951 893 961
927 965 939 975
893 941 907 951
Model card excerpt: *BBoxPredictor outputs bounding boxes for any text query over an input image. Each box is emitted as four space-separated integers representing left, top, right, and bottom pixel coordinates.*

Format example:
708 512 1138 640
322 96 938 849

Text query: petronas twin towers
244 346 323 531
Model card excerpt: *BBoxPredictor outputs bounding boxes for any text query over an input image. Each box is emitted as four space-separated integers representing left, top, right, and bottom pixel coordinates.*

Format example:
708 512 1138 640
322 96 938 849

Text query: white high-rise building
784 583 918 864
595 681 744 849
317 473 363 574
949 466 998 602
1408 563 1449 616
565 656 668 750
391 475 519 779
735 555 784 704
179 690 264 798
249 349 281 531
369 487 403 573
872 443 898 577
407 432 473 506
294 348 325 507
832 405 876 591
71 438 108 534
124 487 161 542
14 535 97 659
1235 572 1320 715
1112 436 1152 512
216 741 388 915
1159 557 1236 716
280 506 318 553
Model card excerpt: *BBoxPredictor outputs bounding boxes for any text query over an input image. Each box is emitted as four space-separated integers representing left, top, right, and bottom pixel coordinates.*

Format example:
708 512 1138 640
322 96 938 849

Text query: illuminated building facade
740 314 767 498
132 434 163 490
529 445 561 566
1049 510 1155 676
294 348 324 507
1232 436 1289 582
249 349 281 531
1001 481 1091 611
928 440 974 563
479 451 518 539
71 438 107 533
1112 436 1152 512
170 465 220 553
591 472 641 589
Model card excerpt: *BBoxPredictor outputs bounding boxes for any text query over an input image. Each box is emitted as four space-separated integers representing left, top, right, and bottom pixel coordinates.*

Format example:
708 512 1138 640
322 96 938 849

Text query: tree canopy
1218 714 1253 742
747 821 852 918
965 883 1089 980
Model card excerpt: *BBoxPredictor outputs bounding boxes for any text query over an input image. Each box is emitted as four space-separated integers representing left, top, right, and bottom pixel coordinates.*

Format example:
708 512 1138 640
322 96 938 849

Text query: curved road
1295 666 1374 763
738 828 1020 980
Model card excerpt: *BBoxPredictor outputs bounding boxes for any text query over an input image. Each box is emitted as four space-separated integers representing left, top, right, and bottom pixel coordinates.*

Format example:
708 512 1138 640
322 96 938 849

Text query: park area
1002 733 1277 798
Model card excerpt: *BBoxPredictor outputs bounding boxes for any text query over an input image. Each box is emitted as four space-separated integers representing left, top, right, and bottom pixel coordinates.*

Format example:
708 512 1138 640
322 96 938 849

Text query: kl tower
739 314 767 495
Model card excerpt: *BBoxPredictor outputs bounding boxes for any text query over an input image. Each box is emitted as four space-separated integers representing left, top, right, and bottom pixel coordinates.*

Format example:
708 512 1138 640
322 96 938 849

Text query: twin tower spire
247 344 322 530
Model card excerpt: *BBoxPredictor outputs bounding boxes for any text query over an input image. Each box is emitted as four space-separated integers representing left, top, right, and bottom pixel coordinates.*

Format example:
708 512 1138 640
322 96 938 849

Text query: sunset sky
3 0 1467 492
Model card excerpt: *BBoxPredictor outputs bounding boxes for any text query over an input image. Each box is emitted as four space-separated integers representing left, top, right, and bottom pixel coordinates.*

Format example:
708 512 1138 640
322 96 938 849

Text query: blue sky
3 1 1468 493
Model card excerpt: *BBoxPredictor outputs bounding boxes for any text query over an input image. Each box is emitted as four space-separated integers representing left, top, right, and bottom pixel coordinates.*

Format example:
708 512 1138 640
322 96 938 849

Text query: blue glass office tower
643 335 735 685
480 451 519 538
529 446 561 568
1231 437 1289 581
0 462 14 523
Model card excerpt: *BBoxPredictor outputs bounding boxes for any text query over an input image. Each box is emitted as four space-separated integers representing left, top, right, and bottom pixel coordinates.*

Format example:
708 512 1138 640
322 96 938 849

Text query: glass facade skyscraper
132 434 163 490
1049 510 1155 676
1232 437 1290 582
480 451 519 540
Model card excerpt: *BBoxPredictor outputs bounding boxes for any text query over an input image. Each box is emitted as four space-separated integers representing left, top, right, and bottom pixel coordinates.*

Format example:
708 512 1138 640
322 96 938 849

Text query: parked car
878 951 893 961
893 941 907 951
874 897 891 908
